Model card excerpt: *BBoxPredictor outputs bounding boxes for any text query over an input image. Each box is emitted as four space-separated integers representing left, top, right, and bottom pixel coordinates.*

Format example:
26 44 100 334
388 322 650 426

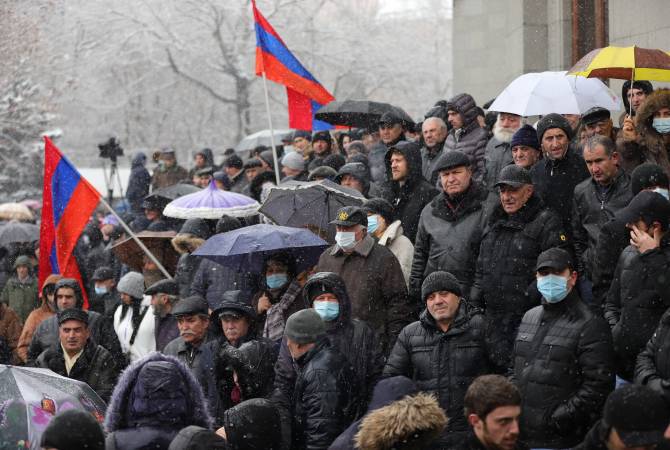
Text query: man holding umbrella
315 206 411 353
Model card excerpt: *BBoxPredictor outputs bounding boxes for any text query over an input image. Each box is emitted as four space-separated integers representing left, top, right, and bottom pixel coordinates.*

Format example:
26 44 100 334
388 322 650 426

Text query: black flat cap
495 164 532 188
378 111 403 127
535 247 574 272
144 279 179 296
434 151 471 173
215 290 255 319
330 206 368 227
91 266 115 282
582 106 611 125
195 167 214 177
58 308 89 325
171 295 209 317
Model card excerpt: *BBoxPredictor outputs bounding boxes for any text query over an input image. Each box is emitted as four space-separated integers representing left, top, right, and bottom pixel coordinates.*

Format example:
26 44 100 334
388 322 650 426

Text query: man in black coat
512 248 614 449
126 152 150 214
383 271 507 448
531 113 590 231
284 309 355 450
411 151 489 302
606 191 670 381
379 140 439 242
470 165 570 356
35 308 119 402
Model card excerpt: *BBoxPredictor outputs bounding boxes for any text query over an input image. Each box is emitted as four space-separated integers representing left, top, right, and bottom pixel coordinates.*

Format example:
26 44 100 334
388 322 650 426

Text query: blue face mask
537 274 570 303
653 118 670 134
335 231 357 250
367 215 379 234
313 301 340 321
94 286 108 295
266 273 288 289
654 187 670 201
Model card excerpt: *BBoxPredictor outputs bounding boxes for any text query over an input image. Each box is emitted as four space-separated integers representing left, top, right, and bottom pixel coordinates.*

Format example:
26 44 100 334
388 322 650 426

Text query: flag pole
97 197 173 280
261 71 282 185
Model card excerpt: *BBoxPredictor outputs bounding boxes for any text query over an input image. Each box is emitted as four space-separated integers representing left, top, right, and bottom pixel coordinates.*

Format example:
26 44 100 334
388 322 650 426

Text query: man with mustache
163 295 210 372
484 112 523 191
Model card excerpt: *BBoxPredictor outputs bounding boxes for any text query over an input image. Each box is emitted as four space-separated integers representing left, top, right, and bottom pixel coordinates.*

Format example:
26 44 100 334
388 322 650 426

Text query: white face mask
653 187 670 201
335 231 357 250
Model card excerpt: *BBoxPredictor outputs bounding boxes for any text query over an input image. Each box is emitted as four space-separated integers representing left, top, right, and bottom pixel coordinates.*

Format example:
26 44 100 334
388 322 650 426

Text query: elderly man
151 148 189 189
420 117 449 185
335 162 372 197
35 308 119 402
384 271 507 447
471 165 569 357
530 113 590 230
444 93 488 183
581 107 619 142
163 296 210 372
146 279 180 352
315 206 411 353
411 151 489 302
510 124 542 170
484 112 523 190
513 248 614 449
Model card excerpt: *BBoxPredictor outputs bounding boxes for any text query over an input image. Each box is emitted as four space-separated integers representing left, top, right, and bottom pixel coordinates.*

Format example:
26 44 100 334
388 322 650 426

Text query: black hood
302 271 352 326
446 93 479 131
196 148 215 167
131 152 147 168
384 140 424 185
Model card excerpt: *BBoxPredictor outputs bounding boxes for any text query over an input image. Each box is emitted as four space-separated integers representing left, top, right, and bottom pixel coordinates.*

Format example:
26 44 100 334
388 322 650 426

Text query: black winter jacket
470 195 569 352
513 292 614 448
444 93 488 183
605 238 670 380
635 308 670 405
383 301 507 446
35 338 119 402
452 430 530 450
571 171 632 277
126 153 151 212
410 183 488 301
379 141 439 242
591 218 630 310
291 338 356 450
530 148 590 230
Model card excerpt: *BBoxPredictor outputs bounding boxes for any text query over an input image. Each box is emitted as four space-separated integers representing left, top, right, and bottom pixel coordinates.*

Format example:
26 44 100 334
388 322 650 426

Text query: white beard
493 123 517 143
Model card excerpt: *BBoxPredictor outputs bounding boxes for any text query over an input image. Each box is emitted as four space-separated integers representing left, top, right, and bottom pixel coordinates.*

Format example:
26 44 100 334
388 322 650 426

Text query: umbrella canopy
236 129 291 152
163 181 259 219
0 203 34 222
111 230 179 274
314 100 415 129
193 224 329 274
145 184 201 203
0 365 106 447
568 45 670 81
0 221 39 247
488 71 621 116
259 179 365 241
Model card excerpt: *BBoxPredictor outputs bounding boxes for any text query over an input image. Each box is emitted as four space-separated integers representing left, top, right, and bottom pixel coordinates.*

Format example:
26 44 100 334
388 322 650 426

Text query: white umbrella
488 71 622 116
236 129 291 152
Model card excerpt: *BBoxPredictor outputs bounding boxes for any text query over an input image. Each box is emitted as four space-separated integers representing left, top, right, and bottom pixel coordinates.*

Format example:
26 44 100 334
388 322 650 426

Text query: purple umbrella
163 181 259 219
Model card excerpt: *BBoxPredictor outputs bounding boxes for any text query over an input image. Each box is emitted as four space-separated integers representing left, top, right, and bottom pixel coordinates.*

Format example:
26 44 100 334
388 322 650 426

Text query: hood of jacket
167 426 229 450
302 271 352 327
54 278 85 309
636 89 670 162
354 392 448 450
131 152 147 168
172 225 207 255
366 376 418 412
223 398 281 450
384 140 424 186
447 93 479 132
105 352 213 433
196 148 215 167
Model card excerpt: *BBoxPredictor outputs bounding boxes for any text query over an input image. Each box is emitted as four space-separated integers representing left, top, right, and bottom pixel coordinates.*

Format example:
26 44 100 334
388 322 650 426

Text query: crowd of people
4 80 670 449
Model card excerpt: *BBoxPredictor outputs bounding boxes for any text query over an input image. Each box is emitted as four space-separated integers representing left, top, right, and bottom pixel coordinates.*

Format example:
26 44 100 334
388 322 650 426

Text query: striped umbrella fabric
569 45 670 81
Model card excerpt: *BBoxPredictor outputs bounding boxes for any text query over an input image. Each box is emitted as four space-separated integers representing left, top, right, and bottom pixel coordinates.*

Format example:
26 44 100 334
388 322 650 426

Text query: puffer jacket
105 353 213 450
383 301 507 446
444 93 488 183
483 136 513 191
291 338 356 450
530 147 590 230
571 170 632 277
635 308 670 406
591 217 630 310
513 291 614 449
470 195 569 353
410 182 489 301
606 237 670 380
35 338 119 402
378 141 439 242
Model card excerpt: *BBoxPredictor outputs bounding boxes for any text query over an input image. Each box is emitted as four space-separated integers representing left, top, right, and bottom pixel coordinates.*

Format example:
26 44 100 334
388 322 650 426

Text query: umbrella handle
629 67 635 117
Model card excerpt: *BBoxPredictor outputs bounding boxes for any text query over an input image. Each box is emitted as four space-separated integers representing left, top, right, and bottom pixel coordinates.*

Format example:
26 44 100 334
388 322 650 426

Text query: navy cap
330 206 368 227
582 106 611 125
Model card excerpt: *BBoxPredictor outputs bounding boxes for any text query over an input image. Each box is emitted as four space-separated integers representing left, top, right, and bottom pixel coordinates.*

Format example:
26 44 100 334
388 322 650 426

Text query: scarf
263 278 302 342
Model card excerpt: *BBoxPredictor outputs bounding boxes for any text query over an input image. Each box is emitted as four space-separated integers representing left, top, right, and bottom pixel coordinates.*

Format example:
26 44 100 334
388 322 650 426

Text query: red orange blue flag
38 137 101 308
252 0 334 130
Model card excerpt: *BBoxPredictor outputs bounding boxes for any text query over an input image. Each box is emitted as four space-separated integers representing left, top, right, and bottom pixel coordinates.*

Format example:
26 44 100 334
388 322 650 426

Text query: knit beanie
511 124 540 150
40 409 104 450
284 309 326 344
421 271 462 303
281 151 305 171
117 271 145 300
536 113 573 142
631 163 670 195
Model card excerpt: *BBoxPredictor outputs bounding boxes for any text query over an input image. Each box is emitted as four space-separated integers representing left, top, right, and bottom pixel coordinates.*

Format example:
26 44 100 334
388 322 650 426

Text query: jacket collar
541 289 581 313
330 234 375 257
378 220 403 246
431 182 486 222
489 194 544 227
295 336 329 368
419 300 472 336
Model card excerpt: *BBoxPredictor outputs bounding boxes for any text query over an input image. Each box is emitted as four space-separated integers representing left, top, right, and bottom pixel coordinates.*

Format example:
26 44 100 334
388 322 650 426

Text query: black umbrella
314 100 415 129
145 184 201 203
0 221 39 247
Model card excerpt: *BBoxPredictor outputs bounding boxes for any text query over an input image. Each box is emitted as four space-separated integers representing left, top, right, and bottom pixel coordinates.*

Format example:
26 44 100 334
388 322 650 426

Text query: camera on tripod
98 137 124 161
